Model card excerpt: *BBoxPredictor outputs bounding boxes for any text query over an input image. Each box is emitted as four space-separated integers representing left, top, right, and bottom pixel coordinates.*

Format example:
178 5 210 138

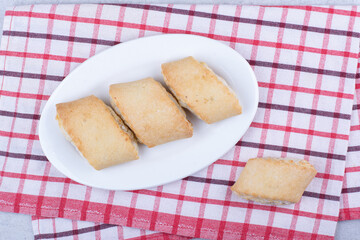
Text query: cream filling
165 90 187 117
106 105 139 151
109 97 143 144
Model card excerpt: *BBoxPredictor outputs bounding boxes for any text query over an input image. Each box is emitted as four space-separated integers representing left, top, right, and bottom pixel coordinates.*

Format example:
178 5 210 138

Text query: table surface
0 0 360 239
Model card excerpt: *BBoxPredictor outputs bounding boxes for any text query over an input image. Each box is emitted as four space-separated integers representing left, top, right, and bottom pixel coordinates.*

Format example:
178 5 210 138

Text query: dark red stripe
348 146 360 152
0 99 351 123
236 141 346 161
341 187 360 194
3 29 357 59
0 151 47 161
115 4 360 38
184 176 233 186
249 60 357 79
34 223 115 239
259 102 351 120
1 137 346 163
0 61 355 89
3 30 120 46
184 176 339 201
0 69 63 81
0 110 40 120
302 192 339 201
5 9 360 60
1 165 342 186
353 104 360 110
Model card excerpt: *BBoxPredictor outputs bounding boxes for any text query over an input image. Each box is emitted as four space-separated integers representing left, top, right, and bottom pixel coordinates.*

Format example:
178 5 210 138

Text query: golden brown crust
231 157 317 205
56 95 139 170
109 78 193 148
161 56 242 124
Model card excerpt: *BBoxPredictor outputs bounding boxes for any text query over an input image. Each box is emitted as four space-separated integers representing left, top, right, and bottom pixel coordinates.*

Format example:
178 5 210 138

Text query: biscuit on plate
161 56 242 124
231 157 317 205
56 95 139 170
109 78 193 148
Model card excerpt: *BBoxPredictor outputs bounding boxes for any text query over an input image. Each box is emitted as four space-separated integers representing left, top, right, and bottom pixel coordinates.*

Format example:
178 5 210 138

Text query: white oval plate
39 34 258 190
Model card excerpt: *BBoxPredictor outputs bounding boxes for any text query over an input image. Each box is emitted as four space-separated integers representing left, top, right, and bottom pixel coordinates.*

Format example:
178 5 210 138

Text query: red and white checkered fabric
31 216 186 240
339 62 360 221
1 4 360 240
30 75 360 239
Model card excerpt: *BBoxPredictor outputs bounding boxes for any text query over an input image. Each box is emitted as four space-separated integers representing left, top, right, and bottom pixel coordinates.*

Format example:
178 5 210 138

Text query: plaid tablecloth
1 4 360 240
30 71 360 239
339 69 360 221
